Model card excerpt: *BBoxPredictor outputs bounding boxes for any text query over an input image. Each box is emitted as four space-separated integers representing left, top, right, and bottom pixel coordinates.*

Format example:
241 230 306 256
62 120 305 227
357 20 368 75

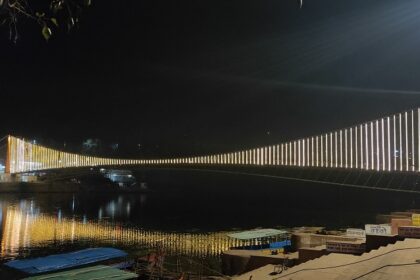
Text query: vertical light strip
365 124 369 170
412 110 415 171
400 113 403 171
264 149 266 166
405 111 409 171
394 115 397 171
281 144 284 165
298 141 301 166
307 138 310 167
360 125 363 169
418 108 420 171
325 134 328 167
320 135 324 167
340 130 343 168
303 139 306 167
291 143 293 166
355 126 358 169
335 132 338 168
330 133 333 168
316 136 319 167
376 120 380 171
350 128 353 168
311 138 314 167
381 118 385 171
345 129 348 168
387 117 391 171
371 122 374 170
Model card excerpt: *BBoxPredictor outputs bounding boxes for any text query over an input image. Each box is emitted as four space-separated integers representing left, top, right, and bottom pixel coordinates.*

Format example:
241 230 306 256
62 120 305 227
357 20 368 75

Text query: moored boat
22 265 138 280
3 247 128 278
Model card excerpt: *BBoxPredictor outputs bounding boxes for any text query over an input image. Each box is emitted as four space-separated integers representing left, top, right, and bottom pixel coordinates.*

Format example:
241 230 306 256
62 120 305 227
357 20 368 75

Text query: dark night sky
2 0 420 157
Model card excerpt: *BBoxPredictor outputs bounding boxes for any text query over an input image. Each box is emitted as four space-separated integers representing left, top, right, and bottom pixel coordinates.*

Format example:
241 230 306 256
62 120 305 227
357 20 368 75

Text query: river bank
0 182 147 193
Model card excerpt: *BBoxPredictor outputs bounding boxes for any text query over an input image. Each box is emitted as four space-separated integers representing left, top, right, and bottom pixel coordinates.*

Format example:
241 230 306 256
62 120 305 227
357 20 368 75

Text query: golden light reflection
0 207 240 259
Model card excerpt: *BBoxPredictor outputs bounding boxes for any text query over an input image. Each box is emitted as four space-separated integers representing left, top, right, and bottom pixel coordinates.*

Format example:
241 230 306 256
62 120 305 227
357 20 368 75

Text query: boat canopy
4 248 127 275
227 229 287 240
22 265 138 280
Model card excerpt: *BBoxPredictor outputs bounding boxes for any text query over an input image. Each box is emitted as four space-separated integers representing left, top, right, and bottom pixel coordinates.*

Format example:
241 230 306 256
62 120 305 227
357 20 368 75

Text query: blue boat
4 247 128 275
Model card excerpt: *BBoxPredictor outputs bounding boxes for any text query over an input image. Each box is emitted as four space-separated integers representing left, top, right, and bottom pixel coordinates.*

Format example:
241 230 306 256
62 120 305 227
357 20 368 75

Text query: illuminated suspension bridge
2 108 420 175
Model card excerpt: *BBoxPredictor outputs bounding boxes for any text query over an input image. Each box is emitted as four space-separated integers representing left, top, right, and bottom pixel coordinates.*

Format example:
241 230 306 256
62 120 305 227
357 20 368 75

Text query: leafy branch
0 0 91 42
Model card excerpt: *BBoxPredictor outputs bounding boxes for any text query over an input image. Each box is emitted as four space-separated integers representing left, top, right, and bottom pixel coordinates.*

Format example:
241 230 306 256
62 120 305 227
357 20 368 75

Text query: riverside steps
228 210 420 279
233 238 420 280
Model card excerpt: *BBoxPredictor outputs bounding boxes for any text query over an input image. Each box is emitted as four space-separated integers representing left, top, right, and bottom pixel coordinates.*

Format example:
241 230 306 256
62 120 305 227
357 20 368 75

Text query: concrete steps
234 238 420 280
282 238 420 279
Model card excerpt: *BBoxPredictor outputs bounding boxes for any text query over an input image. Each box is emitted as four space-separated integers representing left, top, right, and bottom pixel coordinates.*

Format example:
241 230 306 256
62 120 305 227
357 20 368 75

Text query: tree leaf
42 25 52 41
51 18 58 27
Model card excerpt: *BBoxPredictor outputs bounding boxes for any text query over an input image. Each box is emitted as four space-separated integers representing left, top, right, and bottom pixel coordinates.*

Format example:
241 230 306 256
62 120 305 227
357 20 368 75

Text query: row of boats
0 228 292 279
1 247 139 280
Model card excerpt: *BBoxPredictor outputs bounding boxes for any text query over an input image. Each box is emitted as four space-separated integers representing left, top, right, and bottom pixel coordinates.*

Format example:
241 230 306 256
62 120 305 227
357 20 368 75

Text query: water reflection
100 196 133 220
0 197 238 261
2 169 419 262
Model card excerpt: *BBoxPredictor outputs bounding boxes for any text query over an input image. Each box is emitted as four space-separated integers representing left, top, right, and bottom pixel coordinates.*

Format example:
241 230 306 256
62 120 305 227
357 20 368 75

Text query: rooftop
227 229 287 240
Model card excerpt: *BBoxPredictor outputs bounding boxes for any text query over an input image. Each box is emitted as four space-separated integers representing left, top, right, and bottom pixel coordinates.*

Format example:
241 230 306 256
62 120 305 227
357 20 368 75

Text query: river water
1 169 420 269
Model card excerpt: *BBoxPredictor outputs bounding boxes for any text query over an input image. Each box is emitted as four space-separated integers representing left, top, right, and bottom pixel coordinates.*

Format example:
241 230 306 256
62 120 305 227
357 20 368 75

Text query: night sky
2 0 420 158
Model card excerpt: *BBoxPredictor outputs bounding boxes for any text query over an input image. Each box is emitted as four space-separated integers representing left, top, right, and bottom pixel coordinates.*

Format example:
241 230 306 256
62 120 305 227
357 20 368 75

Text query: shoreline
0 182 147 193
